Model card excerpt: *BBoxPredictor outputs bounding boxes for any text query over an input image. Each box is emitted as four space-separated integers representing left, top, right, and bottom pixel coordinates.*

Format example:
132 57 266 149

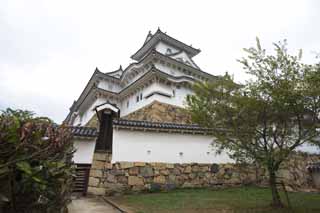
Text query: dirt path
68 196 122 213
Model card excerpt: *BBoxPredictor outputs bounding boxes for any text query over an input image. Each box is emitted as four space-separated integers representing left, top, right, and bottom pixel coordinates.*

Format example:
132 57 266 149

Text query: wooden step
73 164 91 196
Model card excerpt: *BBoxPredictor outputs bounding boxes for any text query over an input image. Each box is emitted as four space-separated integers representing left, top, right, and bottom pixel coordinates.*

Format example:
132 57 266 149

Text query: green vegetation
112 187 320 213
186 39 320 207
0 108 74 213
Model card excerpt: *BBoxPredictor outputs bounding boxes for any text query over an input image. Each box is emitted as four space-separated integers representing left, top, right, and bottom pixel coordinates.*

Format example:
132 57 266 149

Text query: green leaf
16 161 32 175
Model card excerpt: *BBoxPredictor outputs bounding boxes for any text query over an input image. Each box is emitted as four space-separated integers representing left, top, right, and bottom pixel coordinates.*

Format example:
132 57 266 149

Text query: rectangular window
172 89 176 97
127 101 129 108
136 95 139 102
140 93 143 100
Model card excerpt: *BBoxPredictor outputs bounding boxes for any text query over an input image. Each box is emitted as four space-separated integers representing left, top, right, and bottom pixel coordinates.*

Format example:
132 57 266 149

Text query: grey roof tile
69 126 98 138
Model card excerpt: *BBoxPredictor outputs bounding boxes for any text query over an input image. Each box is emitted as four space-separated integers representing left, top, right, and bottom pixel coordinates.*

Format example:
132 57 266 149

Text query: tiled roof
68 120 212 137
131 29 201 61
307 162 320 172
69 126 98 138
113 119 211 132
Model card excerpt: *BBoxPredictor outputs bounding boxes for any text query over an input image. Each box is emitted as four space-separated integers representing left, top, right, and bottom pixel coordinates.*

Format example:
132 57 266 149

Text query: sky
1 0 320 123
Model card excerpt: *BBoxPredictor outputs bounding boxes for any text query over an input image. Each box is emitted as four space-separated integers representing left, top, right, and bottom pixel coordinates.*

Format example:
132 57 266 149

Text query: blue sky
1 0 320 123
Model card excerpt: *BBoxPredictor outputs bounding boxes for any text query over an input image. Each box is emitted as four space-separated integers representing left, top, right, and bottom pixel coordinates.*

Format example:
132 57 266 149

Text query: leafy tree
0 108 74 213
186 39 320 207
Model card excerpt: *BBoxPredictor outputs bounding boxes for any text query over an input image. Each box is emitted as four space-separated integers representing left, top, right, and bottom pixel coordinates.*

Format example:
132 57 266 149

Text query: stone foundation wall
123 101 192 124
87 152 320 196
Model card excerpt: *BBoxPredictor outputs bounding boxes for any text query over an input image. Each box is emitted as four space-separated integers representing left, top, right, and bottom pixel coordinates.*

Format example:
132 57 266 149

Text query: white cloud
1 0 320 123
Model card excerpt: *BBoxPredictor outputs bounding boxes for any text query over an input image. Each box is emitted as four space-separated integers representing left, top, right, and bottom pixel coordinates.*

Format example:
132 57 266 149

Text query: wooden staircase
73 164 91 196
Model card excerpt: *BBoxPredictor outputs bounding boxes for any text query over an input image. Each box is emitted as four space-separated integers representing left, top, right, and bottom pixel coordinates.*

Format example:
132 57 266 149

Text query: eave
69 126 98 138
151 50 217 80
67 68 121 115
113 119 213 135
97 66 196 97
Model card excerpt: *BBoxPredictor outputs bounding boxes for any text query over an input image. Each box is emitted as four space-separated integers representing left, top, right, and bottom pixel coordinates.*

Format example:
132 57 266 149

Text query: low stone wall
87 152 320 195
277 152 320 191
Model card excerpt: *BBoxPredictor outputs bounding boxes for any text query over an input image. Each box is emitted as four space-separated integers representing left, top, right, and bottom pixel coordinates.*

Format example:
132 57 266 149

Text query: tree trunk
268 168 283 208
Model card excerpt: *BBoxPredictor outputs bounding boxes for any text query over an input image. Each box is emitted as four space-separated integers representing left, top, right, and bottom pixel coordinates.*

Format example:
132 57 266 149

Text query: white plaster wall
296 143 320 154
143 82 172 97
112 130 234 164
154 62 186 77
73 139 96 164
119 82 193 117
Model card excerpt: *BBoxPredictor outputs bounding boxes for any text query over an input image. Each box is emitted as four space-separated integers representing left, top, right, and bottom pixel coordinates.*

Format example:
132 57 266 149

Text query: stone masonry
87 151 320 196
123 101 192 124
85 101 192 128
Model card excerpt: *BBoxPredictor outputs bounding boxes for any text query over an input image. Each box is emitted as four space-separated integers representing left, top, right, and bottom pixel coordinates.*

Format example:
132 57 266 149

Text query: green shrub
0 108 75 213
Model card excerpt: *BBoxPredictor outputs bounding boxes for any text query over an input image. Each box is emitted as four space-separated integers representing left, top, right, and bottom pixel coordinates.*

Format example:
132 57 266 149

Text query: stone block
107 154 112 162
149 183 162 192
166 163 174 169
140 167 154 177
110 169 125 176
93 153 107 161
134 162 146 167
184 166 192 174
87 187 105 195
106 174 116 183
168 174 176 183
192 165 200 172
200 166 209 172
91 161 105 169
128 176 144 186
189 173 197 179
277 169 292 180
105 163 113 169
88 177 100 187
198 172 205 178
132 185 145 191
129 167 139 175
154 175 166 184
117 176 128 184
164 183 176 190
182 182 194 188
105 183 128 194
115 163 121 170
160 169 169 175
144 177 153 184
90 169 103 178
173 168 181 175
154 163 166 169
120 162 134 169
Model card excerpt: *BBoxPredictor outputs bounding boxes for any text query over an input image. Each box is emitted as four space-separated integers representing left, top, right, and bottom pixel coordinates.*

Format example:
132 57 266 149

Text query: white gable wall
73 138 96 164
98 80 122 93
112 129 234 164
73 97 109 126
171 51 198 68
155 41 179 55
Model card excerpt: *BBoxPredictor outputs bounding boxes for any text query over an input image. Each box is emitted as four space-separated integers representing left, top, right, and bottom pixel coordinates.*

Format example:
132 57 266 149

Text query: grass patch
111 186 320 213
